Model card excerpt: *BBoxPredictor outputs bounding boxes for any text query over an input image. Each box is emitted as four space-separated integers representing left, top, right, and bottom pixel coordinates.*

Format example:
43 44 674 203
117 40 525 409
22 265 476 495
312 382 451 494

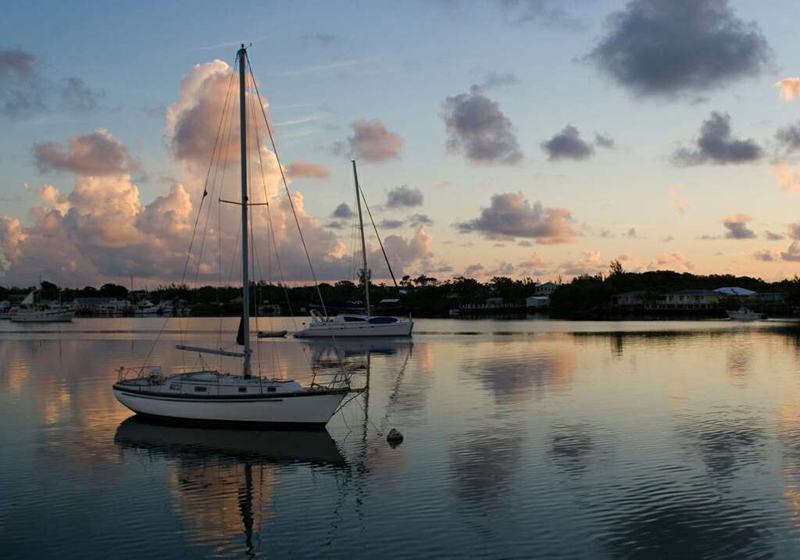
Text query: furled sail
236 315 245 346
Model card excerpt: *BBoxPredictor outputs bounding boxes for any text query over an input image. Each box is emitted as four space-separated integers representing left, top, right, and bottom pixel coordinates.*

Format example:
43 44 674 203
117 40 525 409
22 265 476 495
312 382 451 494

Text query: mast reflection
114 417 348 555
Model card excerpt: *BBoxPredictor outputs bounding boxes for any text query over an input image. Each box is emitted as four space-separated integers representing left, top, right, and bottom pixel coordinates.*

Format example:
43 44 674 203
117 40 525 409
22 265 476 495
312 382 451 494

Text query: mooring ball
387 428 404 443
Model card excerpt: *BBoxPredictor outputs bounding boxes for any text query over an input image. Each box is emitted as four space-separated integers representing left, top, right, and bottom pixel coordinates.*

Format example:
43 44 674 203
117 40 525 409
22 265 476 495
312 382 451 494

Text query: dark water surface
3 318 800 558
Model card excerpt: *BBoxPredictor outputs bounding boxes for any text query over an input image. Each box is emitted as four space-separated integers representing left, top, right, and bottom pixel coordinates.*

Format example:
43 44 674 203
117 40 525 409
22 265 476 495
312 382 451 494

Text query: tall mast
352 160 370 316
238 45 251 378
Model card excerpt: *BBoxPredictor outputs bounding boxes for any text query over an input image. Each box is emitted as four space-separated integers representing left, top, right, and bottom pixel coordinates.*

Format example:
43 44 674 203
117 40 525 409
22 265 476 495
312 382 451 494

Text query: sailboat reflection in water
114 416 348 554
112 45 361 427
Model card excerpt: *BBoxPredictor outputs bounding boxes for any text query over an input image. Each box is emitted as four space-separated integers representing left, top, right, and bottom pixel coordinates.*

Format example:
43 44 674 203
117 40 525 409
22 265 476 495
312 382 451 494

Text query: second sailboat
295 161 413 338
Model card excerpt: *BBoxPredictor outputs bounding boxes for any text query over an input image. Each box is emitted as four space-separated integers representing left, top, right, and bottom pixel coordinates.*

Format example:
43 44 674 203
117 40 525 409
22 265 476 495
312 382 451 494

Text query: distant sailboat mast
239 44 252 379
352 160 370 316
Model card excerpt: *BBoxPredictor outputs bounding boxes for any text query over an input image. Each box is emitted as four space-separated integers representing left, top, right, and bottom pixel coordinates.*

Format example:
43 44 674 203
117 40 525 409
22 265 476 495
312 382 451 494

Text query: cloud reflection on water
448 428 524 512
676 407 767 482
597 476 773 559
461 346 575 405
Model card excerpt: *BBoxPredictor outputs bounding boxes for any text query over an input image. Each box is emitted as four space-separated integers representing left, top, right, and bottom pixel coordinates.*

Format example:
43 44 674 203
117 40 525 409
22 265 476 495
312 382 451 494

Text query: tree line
3 263 800 317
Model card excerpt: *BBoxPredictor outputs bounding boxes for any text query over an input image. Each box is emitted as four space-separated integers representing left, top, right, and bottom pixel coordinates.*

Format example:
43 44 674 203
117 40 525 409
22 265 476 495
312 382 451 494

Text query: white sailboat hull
295 320 413 338
113 387 349 427
11 310 75 322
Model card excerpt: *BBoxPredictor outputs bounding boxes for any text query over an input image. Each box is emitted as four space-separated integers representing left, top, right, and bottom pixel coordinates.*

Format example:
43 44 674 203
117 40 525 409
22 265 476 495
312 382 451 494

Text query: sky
2 0 800 287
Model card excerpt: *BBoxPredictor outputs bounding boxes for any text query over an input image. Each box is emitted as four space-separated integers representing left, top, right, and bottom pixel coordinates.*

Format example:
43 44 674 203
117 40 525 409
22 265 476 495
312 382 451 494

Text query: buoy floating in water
387 428 404 445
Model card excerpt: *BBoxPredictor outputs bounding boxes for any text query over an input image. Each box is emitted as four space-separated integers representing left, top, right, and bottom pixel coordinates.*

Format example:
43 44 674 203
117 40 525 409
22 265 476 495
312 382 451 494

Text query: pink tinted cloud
33 129 139 176
456 192 576 244
286 161 329 179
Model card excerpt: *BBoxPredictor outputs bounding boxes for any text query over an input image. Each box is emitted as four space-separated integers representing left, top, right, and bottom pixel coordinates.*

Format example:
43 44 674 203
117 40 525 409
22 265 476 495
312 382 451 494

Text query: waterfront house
661 289 722 310
525 296 550 309
486 297 504 308
535 282 559 296
612 291 650 307
759 292 787 304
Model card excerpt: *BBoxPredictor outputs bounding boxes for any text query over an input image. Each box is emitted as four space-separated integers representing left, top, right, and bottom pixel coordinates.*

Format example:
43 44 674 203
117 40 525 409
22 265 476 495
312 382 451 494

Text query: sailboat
294 161 414 338
11 286 75 323
113 45 360 427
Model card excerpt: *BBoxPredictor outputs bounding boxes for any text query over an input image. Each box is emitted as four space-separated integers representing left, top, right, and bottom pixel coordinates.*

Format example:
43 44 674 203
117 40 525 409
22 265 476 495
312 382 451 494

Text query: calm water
3 317 800 558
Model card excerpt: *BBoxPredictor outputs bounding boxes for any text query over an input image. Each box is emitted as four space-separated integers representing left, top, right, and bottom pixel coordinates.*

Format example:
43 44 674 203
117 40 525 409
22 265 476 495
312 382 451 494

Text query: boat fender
387 428 404 445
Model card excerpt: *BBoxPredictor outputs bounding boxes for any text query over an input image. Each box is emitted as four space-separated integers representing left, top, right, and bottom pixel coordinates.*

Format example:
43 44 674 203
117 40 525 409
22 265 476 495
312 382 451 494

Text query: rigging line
246 62 345 381
215 61 241 357
246 78 283 377
142 54 237 368
379 345 413 433
359 187 399 290
246 57 328 319
194 63 238 285
247 76 313 371
245 66 299 331
245 79 264 377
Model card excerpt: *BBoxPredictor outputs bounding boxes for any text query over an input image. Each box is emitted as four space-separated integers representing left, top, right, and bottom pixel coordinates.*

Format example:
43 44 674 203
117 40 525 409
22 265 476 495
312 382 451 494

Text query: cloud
788 224 800 240
672 112 762 166
560 251 603 276
781 242 800 262
649 251 693 271
752 248 780 262
332 202 354 219
420 258 454 275
456 192 576 243
0 48 104 119
1 60 437 286
285 161 329 179
332 119 403 162
409 214 434 227
541 125 594 161
487 261 516 276
617 252 633 262
518 240 533 247
722 213 756 239
464 263 485 277
386 185 423 209
442 85 522 165
33 129 139 176
377 227 433 277
495 0 583 28
668 184 687 213
624 228 640 239
594 133 615 149
765 231 785 241
379 218 405 230
775 78 800 101
59 77 104 113
771 166 800 193
479 71 519 90
775 122 800 156
167 59 243 164
0 47 44 118
586 0 772 99
517 252 547 273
